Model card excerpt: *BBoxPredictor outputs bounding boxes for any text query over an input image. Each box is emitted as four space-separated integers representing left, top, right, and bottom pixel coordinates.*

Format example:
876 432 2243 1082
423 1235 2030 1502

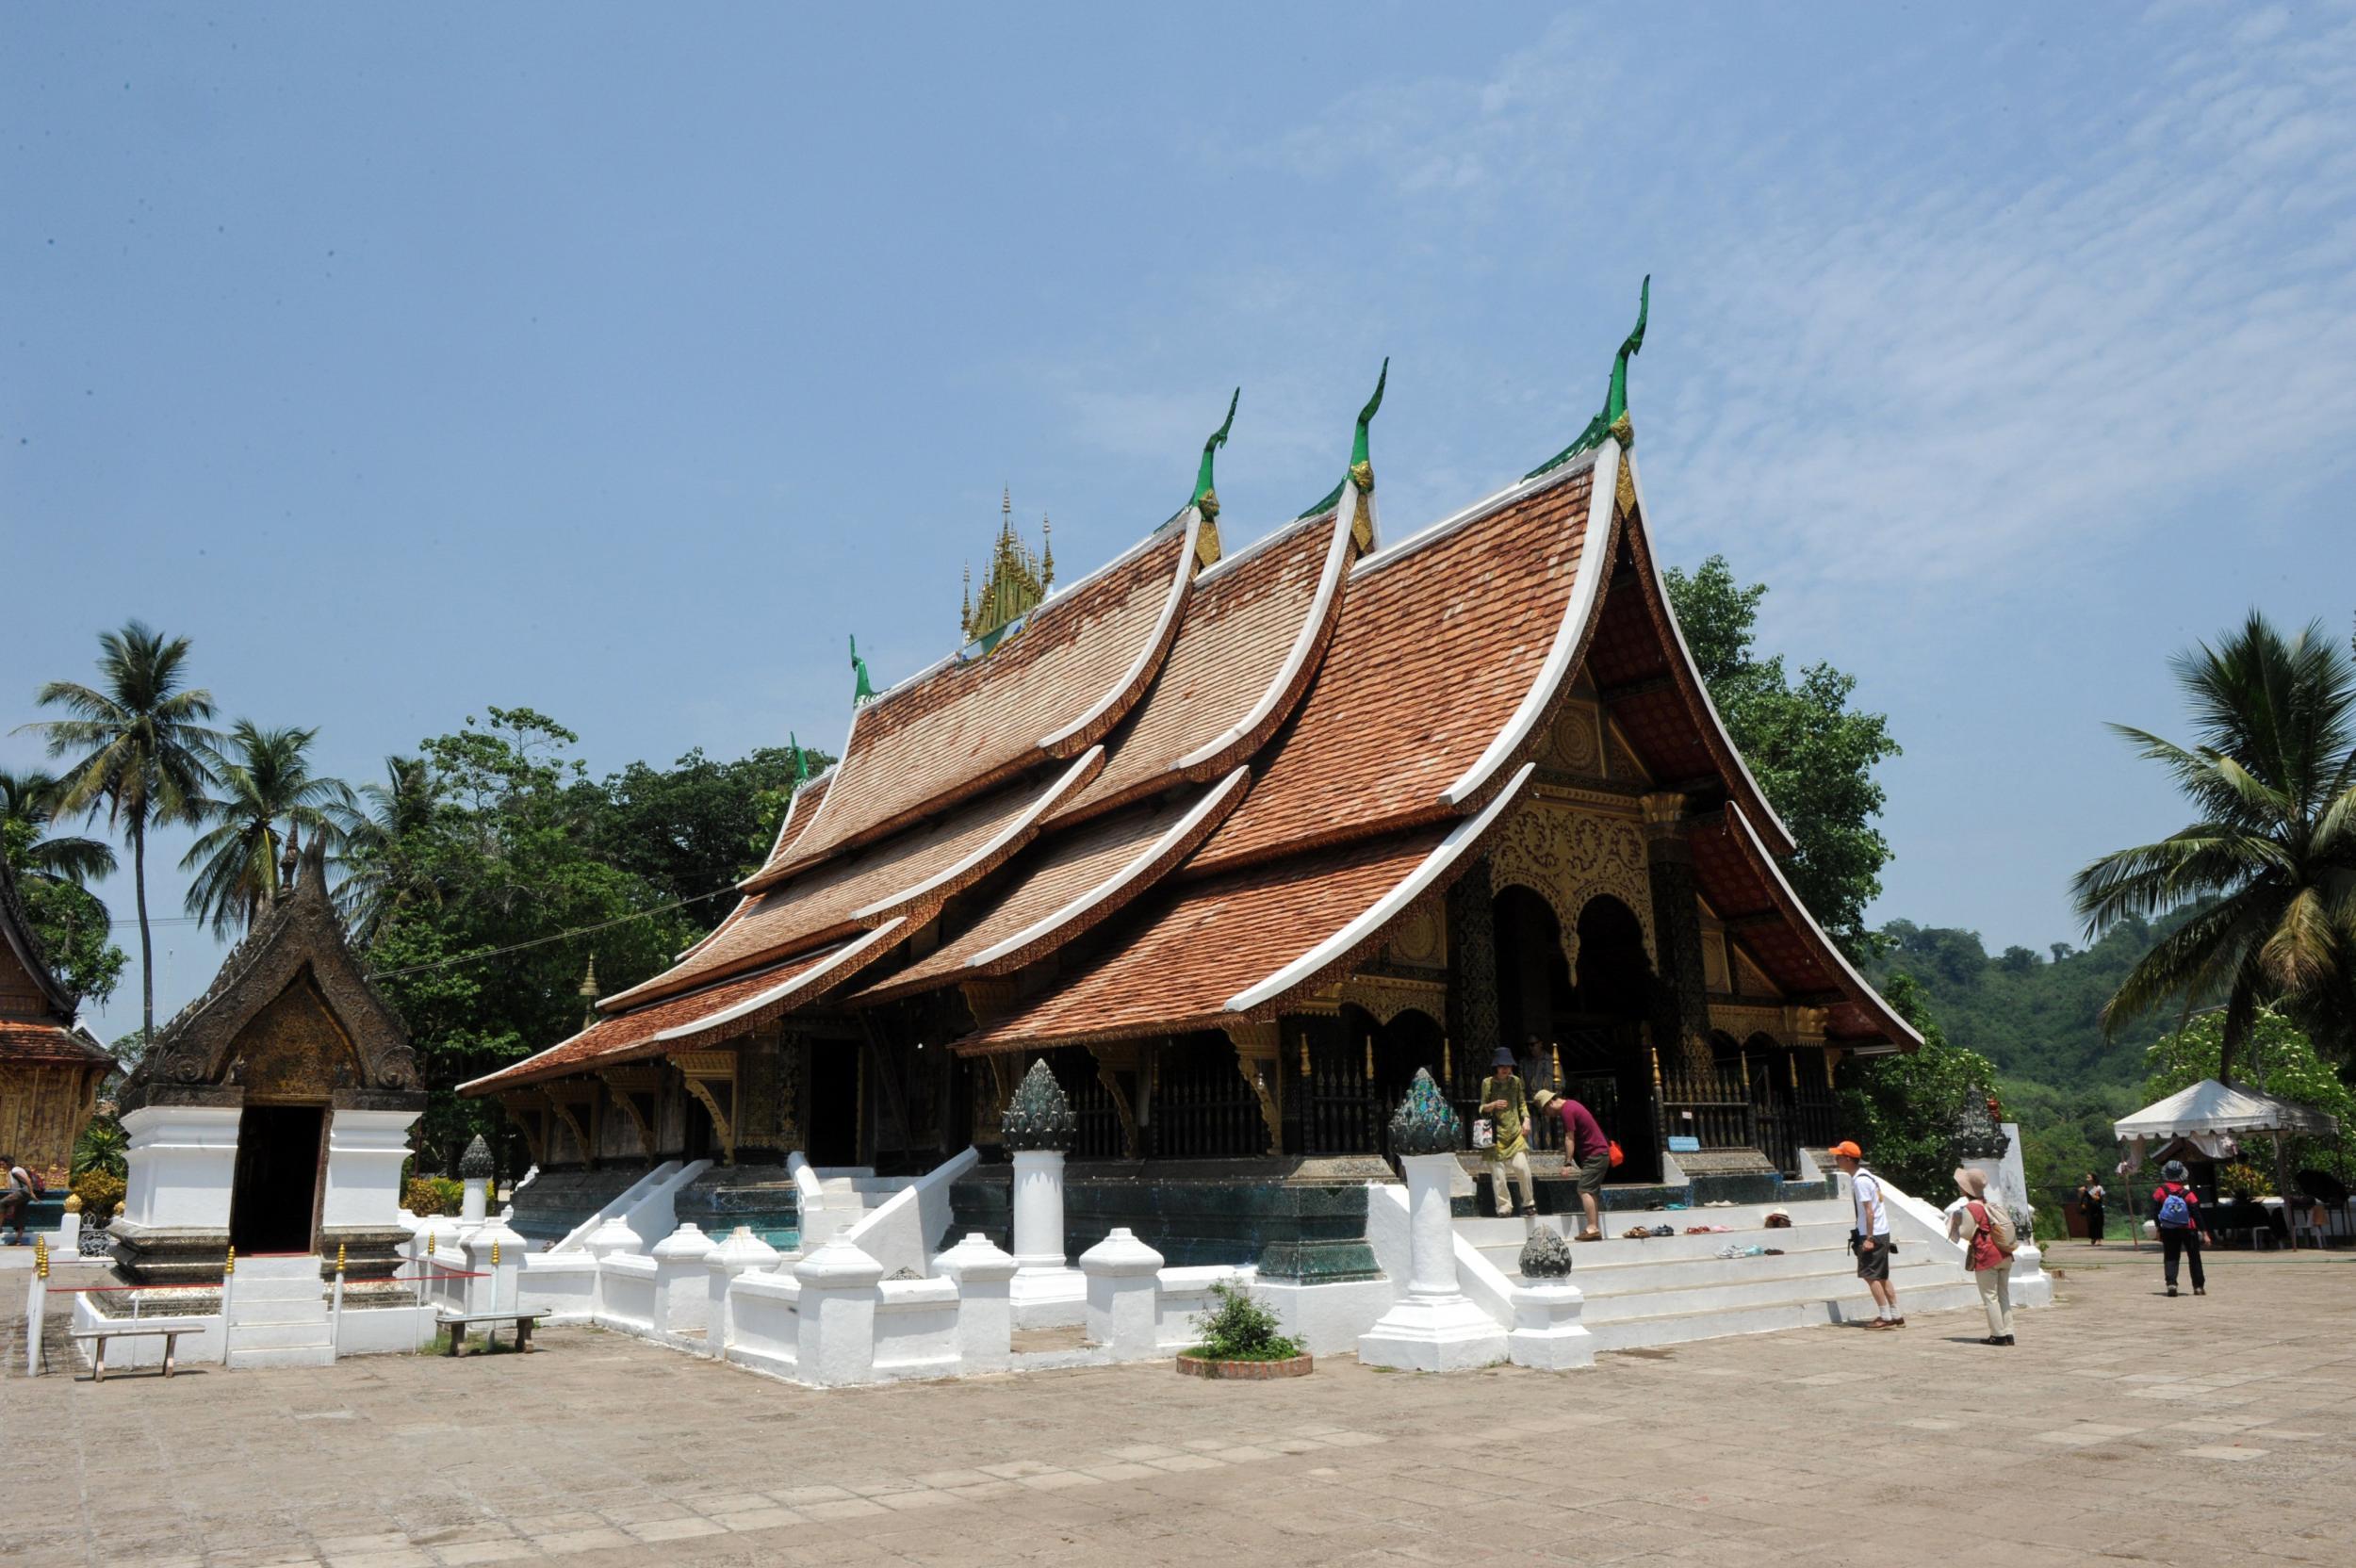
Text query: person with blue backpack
2151 1159 2208 1297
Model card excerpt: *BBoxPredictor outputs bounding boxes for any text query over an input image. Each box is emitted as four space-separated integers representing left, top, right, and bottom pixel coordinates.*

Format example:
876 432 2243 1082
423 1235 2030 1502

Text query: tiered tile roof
0 858 111 1067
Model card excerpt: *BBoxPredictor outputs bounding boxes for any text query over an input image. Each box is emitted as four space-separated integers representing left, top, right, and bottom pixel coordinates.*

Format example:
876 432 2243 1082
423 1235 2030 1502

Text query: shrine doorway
228 1102 327 1254
1564 894 1661 1183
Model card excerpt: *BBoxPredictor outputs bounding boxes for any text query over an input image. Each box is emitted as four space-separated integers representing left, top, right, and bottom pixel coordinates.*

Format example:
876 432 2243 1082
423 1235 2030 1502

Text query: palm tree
0 767 119 886
334 755 441 941
20 622 221 1038
179 721 356 937
2073 612 2356 1080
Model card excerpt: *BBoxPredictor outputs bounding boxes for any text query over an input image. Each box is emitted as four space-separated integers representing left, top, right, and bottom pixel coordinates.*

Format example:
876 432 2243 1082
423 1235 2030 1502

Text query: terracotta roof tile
607 757 1096 1009
1049 508 1348 826
957 825 1450 1053
0 1020 111 1066
755 525 1193 882
461 955 832 1094
1193 468 1595 873
856 769 1248 1005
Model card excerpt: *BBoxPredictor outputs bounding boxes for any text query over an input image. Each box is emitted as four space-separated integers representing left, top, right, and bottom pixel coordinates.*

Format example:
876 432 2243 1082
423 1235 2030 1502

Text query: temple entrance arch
1556 893 1661 1182
1334 1004 1448 1157
228 1103 327 1253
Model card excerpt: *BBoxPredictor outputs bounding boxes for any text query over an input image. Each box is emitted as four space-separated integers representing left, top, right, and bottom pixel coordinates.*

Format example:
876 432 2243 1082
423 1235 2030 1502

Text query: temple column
1642 793 1713 1073
1446 859 1501 1077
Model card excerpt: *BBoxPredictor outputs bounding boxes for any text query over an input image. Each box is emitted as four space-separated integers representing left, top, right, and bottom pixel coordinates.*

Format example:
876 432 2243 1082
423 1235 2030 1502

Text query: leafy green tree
2141 1006 2355 1184
179 721 357 937
2072 612 2356 1080
334 755 443 942
1664 556 1900 951
590 743 826 907
0 767 118 885
19 622 221 1037
1835 972 2004 1196
362 709 695 1168
1 816 127 1004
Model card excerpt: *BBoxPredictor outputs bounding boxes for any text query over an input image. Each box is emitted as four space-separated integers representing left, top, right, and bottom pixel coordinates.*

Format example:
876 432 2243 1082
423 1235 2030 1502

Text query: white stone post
465 1218 526 1317
934 1233 1017 1373
417 1215 466 1314
1003 1060 1087 1327
704 1226 782 1358
794 1236 885 1387
1505 1227 1593 1369
1359 1071 1508 1371
1994 1121 2053 1308
650 1223 716 1338
584 1215 640 1321
1080 1228 1164 1360
24 1249 47 1377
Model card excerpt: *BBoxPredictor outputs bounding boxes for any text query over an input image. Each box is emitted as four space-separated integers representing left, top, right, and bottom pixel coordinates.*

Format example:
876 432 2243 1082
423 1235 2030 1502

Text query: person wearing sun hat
1478 1046 1537 1217
1830 1140 1903 1328
2150 1158 2207 1297
1531 1086 1610 1240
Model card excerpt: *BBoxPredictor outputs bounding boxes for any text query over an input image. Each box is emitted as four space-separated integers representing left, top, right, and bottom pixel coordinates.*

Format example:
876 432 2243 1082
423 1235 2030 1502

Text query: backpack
25 1168 44 1199
1974 1199 2018 1256
2157 1187 2193 1228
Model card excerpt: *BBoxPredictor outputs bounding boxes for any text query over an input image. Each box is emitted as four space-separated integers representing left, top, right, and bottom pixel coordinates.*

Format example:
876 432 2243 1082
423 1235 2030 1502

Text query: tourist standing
2076 1173 2107 1246
1478 1048 1537 1217
0 1154 29 1246
1830 1140 1903 1328
1531 1088 1609 1240
1948 1168 2015 1345
2151 1159 2207 1298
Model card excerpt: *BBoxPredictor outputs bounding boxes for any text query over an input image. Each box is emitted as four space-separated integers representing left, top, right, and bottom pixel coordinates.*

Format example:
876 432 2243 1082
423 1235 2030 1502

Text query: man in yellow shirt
1479 1048 1537 1217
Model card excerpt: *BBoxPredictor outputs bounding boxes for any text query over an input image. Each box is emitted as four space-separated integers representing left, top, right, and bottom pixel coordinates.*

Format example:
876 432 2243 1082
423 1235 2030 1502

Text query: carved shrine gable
232 968 366 1102
1485 799 1655 968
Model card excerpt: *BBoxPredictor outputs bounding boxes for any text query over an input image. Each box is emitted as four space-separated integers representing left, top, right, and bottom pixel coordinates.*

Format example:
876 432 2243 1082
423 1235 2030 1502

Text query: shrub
2217 1161 2273 1199
1191 1282 1301 1363
71 1168 126 1221
404 1175 464 1217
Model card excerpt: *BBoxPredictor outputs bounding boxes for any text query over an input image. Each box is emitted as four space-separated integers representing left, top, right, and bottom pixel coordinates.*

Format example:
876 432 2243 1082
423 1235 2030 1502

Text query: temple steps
1577 1279 1983 1352
224 1253 334 1368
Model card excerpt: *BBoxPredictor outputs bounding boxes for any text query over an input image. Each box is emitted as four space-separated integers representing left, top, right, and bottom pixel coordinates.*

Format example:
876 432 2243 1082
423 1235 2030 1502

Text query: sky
6 3 2354 1038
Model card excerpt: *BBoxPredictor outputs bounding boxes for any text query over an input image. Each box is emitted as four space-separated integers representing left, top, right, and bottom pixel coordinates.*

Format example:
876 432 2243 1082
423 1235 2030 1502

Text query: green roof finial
850 635 875 706
1300 357 1390 519
789 731 810 788
1190 387 1240 520
1528 274 1649 479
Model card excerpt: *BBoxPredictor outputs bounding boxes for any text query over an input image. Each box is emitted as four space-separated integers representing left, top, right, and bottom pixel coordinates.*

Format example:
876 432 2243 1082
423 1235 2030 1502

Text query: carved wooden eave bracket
598 1066 663 1158
674 1051 738 1164
1222 1021 1283 1155
543 1081 598 1164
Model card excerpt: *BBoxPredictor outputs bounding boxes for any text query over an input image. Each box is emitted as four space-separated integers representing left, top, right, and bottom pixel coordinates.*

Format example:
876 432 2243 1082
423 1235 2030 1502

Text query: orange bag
1608 1140 1625 1168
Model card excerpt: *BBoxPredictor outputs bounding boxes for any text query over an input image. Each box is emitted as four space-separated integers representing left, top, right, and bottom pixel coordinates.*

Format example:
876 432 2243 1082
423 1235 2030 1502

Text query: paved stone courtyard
8 1242 2352 1568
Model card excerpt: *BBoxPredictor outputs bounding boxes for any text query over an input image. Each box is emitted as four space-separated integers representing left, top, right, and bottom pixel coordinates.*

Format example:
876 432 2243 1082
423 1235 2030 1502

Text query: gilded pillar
1641 792 1713 1073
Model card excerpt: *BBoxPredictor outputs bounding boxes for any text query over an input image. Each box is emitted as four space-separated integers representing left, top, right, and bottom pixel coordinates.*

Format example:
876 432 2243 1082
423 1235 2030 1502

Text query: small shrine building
463 298 1920 1267
0 858 113 1183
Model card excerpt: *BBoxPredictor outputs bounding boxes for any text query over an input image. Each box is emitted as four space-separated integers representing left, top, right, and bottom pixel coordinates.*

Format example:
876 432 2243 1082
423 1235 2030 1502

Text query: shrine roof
0 1019 111 1066
1688 803 1921 1051
1190 458 1606 874
749 519 1196 885
0 858 80 1023
461 933 890 1094
957 764 1532 1053
855 768 1250 1006
1046 503 1352 827
603 754 1099 1009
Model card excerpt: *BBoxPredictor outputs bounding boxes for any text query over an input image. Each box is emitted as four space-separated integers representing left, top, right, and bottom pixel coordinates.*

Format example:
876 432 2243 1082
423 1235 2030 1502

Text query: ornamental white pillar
794 1236 884 1386
934 1233 1018 1373
704 1226 782 1358
1002 1061 1087 1328
1359 1070 1508 1372
457 1135 494 1226
1080 1228 1164 1360
583 1215 640 1321
650 1223 716 1337
1505 1225 1593 1369
463 1217 526 1317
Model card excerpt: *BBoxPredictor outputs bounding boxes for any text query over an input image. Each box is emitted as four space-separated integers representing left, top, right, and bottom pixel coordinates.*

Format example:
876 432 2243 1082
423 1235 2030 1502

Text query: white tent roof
2114 1077 2339 1141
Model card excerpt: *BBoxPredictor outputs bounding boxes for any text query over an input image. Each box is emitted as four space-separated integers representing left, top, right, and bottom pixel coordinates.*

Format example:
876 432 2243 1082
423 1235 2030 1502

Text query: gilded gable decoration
1485 798 1655 969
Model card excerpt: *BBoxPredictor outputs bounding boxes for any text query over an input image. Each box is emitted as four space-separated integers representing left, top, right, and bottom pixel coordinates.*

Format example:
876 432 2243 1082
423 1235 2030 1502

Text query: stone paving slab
7 1241 2355 1566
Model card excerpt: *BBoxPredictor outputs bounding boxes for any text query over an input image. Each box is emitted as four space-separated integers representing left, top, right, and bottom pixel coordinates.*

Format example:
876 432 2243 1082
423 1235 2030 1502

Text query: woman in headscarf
1947 1168 2015 1345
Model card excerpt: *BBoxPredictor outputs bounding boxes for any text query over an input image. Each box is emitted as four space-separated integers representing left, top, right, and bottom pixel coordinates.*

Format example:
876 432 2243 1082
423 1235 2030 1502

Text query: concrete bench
435 1309 548 1357
70 1322 202 1381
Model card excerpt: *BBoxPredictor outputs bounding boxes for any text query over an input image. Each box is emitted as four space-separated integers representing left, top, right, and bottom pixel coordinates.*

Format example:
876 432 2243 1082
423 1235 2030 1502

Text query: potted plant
1175 1282 1312 1380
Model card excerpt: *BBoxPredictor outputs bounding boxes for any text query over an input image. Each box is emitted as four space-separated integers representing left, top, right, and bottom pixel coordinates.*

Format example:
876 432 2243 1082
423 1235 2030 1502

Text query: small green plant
71 1168 126 1221
404 1175 464 1216
1191 1281 1301 1363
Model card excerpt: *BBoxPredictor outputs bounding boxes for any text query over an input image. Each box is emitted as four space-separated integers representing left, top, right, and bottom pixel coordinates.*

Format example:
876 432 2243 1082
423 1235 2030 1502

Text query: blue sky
6 4 2353 1037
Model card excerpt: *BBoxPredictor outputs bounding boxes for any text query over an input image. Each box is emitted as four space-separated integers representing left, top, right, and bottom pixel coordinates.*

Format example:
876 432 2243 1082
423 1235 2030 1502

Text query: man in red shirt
2151 1158 2208 1297
1532 1089 1611 1241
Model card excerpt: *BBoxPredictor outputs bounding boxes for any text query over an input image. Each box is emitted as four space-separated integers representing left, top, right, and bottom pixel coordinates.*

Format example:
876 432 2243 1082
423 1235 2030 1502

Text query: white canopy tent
2114 1078 2341 1248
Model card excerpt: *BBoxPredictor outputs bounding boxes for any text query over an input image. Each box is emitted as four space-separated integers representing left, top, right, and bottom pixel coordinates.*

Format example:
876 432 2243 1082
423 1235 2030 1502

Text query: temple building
0 858 113 1183
463 299 1920 1271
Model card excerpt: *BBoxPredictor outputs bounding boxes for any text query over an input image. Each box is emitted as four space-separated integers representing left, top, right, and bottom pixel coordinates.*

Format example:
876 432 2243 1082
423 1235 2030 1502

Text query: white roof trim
653 919 908 1046
1172 502 1353 772
752 708 863 887
847 748 1104 922
1723 802 1922 1052
1195 501 1330 585
1353 446 1599 581
1036 512 1200 751
1438 436 1619 808
963 767 1251 971
1621 449 1796 852
1222 761 1536 1015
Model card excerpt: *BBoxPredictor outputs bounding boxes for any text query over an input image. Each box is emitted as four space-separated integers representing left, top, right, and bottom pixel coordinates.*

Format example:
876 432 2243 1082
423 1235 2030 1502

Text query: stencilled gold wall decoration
1334 972 1449 1027
1545 698 1603 776
1383 903 1446 969
1486 798 1656 970
230 972 365 1102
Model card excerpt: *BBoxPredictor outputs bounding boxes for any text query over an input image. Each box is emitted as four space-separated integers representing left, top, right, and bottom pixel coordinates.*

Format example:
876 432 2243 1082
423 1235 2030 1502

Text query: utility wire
365 883 745 982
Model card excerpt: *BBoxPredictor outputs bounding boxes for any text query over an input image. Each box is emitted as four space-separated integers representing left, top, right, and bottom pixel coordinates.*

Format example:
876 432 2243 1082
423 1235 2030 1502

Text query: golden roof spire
962 488 1053 648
